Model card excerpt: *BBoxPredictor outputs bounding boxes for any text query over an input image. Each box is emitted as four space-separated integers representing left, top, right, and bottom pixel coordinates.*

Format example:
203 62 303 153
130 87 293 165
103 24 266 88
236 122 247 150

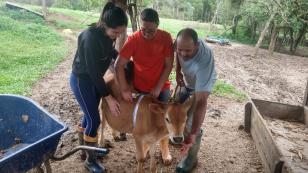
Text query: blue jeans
70 73 101 138
137 88 171 103
157 89 171 103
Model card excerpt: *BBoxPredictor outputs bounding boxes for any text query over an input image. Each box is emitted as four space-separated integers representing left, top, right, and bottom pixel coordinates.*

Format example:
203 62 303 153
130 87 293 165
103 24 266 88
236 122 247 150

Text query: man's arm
181 91 209 155
115 57 132 102
150 56 174 97
190 92 209 135
175 56 185 86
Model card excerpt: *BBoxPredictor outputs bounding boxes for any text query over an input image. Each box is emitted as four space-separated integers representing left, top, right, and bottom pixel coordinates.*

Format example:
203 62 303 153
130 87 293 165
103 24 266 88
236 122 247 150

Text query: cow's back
101 71 135 133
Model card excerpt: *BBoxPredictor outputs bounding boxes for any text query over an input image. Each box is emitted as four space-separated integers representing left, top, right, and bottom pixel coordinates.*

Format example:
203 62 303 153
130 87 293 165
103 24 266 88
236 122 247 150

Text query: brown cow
99 73 192 173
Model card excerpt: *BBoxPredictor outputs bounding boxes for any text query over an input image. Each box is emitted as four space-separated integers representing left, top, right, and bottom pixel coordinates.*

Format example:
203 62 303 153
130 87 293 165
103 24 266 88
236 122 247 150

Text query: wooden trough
245 80 308 173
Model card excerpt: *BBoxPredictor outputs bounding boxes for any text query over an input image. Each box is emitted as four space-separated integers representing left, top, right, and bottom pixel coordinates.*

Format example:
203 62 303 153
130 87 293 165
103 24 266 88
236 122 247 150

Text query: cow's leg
159 136 172 165
135 138 146 173
111 129 120 141
98 101 106 147
149 145 157 173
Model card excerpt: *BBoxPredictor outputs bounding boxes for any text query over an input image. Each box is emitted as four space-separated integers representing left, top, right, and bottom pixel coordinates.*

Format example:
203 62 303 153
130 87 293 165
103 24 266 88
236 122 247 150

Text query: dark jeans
70 73 101 138
174 86 194 103
157 88 171 103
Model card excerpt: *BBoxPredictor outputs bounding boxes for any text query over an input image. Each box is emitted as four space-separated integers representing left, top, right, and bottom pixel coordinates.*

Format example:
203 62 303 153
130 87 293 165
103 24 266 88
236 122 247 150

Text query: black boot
79 132 108 161
84 141 106 173
176 130 203 173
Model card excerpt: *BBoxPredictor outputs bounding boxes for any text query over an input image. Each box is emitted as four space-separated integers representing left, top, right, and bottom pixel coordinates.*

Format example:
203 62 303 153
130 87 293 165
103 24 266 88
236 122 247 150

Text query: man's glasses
140 27 156 34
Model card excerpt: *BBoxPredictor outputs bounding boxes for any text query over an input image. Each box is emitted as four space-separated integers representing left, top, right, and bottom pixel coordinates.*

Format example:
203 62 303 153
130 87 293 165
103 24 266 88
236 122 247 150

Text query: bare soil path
29 31 308 173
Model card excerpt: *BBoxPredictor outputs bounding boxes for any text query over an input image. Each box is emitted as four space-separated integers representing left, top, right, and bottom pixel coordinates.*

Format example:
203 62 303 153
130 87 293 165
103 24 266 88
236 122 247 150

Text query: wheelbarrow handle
51 145 109 161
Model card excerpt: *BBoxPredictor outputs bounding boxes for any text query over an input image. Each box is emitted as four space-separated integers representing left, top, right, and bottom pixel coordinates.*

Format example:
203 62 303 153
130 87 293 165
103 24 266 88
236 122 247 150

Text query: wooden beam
303 79 308 107
5 1 44 19
250 103 284 173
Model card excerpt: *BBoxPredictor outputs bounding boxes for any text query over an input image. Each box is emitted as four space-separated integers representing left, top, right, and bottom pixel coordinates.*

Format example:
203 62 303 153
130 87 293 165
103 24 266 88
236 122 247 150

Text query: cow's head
149 97 193 144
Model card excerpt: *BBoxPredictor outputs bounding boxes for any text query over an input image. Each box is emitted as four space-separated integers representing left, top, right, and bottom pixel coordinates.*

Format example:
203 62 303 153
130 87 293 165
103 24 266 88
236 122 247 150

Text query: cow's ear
149 103 167 115
182 96 193 112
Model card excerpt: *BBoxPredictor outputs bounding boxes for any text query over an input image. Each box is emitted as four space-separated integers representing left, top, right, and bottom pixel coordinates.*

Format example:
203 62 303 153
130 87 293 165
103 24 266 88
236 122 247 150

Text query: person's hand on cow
150 86 161 98
121 89 133 102
180 133 196 156
105 95 120 116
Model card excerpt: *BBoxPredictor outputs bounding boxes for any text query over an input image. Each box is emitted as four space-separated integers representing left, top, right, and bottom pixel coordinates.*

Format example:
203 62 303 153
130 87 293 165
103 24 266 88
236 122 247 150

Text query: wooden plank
304 106 308 126
244 102 252 133
303 79 308 107
250 103 284 173
252 99 304 122
5 2 44 19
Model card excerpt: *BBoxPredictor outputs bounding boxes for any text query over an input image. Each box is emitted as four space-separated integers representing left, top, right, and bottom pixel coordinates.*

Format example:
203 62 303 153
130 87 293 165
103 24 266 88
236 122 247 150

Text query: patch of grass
21 4 99 30
212 80 247 102
221 23 259 45
47 7 100 29
23 3 224 38
169 68 246 102
0 7 67 95
160 18 223 38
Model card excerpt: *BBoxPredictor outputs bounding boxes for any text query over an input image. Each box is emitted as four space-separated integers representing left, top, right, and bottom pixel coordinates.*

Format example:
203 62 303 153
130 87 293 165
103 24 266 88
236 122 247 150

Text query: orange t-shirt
119 29 173 92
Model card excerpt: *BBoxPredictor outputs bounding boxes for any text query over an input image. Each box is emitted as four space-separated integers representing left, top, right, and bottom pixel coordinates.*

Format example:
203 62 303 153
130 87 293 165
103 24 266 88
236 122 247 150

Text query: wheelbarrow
0 94 108 173
244 80 308 173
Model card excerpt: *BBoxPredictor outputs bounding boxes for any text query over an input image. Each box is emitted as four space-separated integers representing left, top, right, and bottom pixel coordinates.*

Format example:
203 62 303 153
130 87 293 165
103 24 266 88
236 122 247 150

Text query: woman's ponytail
102 2 115 16
97 2 128 29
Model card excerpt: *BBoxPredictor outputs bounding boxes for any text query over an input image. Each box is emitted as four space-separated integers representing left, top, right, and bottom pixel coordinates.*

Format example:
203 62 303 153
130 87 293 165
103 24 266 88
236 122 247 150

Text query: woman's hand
150 86 161 98
105 95 120 116
121 89 133 102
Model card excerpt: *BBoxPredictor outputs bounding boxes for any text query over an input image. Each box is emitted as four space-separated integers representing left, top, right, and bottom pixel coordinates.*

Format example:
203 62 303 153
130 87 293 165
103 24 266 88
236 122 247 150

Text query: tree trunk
128 4 138 32
269 25 278 56
210 0 222 30
292 23 307 53
253 13 276 57
42 0 47 18
289 28 294 52
252 21 257 40
282 27 288 46
232 15 240 35
114 0 128 51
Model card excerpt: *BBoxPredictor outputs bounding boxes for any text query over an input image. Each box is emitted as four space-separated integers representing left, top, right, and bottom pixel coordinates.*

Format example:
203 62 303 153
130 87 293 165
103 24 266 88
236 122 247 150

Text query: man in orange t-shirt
115 8 174 102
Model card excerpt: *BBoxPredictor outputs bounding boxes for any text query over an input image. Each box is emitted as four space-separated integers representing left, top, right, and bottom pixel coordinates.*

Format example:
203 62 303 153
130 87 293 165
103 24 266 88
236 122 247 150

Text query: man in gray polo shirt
174 28 216 173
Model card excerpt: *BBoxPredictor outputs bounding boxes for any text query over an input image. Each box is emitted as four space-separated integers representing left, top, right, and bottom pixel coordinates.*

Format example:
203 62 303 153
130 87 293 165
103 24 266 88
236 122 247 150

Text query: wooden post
304 79 308 107
304 79 308 126
42 0 47 18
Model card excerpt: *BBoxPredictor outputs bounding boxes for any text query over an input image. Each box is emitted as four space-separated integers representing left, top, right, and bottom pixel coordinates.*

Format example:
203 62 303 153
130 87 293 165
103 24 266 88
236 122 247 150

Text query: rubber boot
176 130 203 173
84 141 106 173
79 132 108 161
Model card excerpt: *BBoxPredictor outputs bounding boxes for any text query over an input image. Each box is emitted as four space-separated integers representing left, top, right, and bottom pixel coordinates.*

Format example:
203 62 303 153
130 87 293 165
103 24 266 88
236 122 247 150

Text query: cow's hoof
162 154 172 165
99 139 113 148
114 133 127 141
119 133 127 141
113 136 121 142
104 139 113 148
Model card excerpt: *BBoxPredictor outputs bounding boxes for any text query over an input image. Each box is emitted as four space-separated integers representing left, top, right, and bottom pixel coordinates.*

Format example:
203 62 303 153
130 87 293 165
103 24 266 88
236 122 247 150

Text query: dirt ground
29 30 308 173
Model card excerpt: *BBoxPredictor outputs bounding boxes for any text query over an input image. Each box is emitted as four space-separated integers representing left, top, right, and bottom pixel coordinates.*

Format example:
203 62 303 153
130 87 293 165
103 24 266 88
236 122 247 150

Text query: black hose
51 146 109 161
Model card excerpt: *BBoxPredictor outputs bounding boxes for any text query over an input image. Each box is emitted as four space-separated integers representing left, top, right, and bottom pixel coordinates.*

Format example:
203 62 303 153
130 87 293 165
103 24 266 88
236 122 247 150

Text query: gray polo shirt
178 39 217 92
